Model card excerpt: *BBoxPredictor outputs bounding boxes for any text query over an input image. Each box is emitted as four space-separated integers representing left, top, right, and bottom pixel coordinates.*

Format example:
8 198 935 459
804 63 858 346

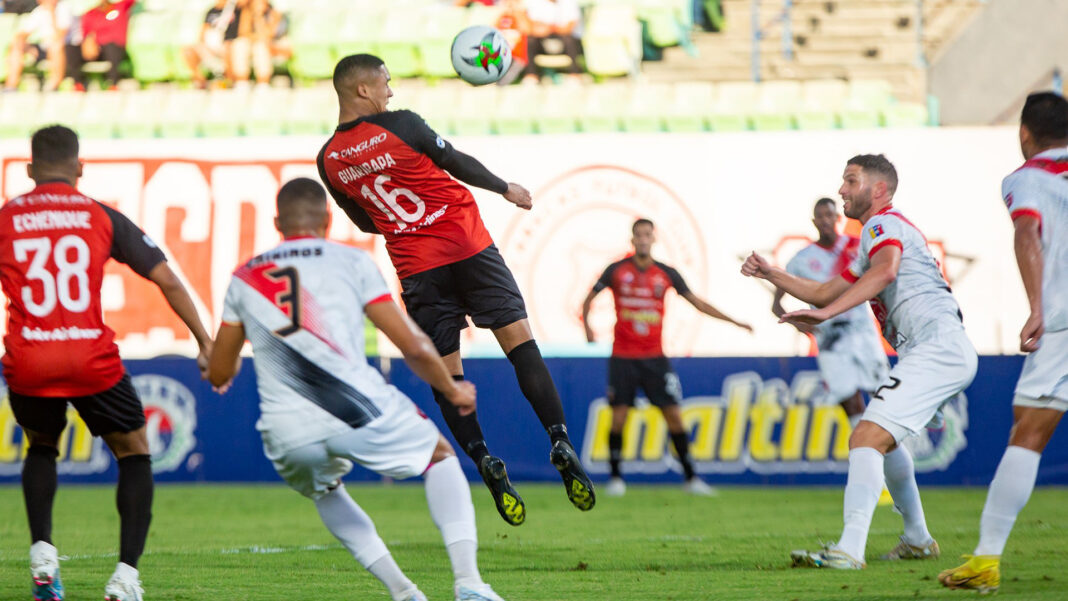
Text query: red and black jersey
0 182 166 397
317 110 507 279
593 257 690 359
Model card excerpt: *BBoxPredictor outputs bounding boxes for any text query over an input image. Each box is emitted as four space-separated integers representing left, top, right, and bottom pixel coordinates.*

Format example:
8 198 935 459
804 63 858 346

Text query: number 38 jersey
0 182 166 396
317 110 508 279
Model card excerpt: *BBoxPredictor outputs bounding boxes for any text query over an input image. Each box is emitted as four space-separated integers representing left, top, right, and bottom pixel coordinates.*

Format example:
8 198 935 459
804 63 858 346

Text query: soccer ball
451 25 512 86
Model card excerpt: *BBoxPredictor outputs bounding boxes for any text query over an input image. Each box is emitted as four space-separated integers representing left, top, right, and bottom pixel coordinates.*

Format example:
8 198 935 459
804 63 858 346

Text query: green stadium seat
169 10 208 82
334 7 382 60
882 102 929 128
709 81 756 131
159 90 205 138
578 84 624 132
126 13 175 82
664 81 713 132
116 89 165 138
452 86 497 136
376 12 423 78
493 84 538 135
0 90 39 139
847 78 894 110
795 79 847 129
637 5 685 48
288 10 344 82
464 4 504 27
535 84 584 134
200 89 248 137
414 86 458 135
76 90 124 139
751 80 800 131
245 87 291 136
285 86 335 135
622 83 670 132
34 93 85 132
418 7 467 79
582 5 642 78
838 107 883 129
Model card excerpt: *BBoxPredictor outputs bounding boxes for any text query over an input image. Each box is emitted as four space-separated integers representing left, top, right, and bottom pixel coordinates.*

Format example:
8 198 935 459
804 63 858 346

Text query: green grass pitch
1 483 1066 600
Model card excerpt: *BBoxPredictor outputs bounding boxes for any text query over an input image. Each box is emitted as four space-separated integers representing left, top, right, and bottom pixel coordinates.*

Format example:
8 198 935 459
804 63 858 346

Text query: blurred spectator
495 0 529 86
454 0 497 6
182 0 244 88
523 0 583 83
234 0 289 86
65 0 136 90
4 0 73 91
2 0 38 13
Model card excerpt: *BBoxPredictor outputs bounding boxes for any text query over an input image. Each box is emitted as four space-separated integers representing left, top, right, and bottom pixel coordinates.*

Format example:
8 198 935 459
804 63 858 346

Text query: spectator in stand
4 0 73 92
65 0 136 91
182 0 245 88
522 0 583 83
495 0 529 86
234 0 289 86
2 0 39 14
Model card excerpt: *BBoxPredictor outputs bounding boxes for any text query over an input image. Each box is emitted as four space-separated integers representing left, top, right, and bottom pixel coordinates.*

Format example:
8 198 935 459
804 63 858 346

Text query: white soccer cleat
455 580 506 601
30 541 64 601
682 477 718 497
399 590 428 601
104 563 144 601
880 535 940 560
604 477 626 497
790 547 866 570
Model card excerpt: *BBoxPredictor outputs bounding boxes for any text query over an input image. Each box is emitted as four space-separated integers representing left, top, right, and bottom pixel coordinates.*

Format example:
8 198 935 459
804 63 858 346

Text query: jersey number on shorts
360 175 426 230
871 377 902 401
13 235 91 317
266 266 301 336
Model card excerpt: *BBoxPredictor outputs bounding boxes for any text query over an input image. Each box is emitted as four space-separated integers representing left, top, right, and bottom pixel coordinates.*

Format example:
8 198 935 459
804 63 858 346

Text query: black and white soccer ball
451 25 512 86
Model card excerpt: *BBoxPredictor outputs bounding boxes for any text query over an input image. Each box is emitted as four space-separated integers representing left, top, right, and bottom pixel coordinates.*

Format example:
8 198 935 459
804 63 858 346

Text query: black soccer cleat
549 439 596 511
478 455 526 526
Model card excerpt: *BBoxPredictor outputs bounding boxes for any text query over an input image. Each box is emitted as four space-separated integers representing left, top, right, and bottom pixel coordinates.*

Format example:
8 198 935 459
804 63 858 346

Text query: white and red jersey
844 206 963 351
221 237 414 454
1003 148 1068 333
0 181 165 396
784 235 876 346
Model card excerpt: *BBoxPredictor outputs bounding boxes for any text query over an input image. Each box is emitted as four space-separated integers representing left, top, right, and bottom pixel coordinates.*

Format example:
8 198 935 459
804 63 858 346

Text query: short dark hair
333 54 385 94
1021 91 1068 146
277 177 326 211
813 197 836 212
31 125 79 166
846 154 898 196
632 218 654 234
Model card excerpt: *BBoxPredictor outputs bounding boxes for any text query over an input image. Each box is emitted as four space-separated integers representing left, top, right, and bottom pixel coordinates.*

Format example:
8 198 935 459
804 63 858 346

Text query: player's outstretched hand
736 321 755 334
1020 311 1044 353
448 380 477 416
779 308 830 327
741 252 772 279
504 183 532 210
196 342 212 380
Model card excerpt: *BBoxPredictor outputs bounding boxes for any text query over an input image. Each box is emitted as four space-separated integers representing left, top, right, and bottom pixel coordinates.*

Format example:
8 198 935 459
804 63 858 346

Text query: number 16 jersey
0 182 166 396
318 110 508 279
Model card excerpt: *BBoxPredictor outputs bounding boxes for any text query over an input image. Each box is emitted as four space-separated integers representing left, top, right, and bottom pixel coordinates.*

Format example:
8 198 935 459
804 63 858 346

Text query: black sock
22 445 58 544
432 375 490 465
608 431 623 478
506 340 568 442
670 431 696 481
117 454 153 568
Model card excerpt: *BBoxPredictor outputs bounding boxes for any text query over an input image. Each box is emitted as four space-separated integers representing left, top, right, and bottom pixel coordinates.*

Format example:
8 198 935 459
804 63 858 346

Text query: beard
843 192 871 220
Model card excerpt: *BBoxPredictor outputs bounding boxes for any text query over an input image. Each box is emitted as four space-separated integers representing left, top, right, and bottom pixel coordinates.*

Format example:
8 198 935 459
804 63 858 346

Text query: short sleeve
662 264 690 296
784 252 803 277
592 262 616 293
221 278 243 326
862 215 904 260
350 249 392 307
101 204 167 278
1002 169 1044 223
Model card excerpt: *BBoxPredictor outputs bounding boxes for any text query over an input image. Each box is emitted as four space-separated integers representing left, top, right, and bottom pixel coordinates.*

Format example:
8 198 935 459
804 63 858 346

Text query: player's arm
146 262 213 363
317 146 380 234
207 322 244 388
780 245 900 327
742 251 849 308
365 299 475 414
581 287 602 342
1013 213 1044 352
680 291 753 332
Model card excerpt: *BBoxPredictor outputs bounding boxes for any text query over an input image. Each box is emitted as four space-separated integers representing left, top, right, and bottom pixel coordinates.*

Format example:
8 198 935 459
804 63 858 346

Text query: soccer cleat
399 590 428 601
790 547 866 570
939 555 1000 594
880 535 940 560
549 439 596 511
30 542 63 601
605 477 626 497
455 580 506 601
877 487 894 506
104 572 144 601
683 477 718 497
477 455 526 526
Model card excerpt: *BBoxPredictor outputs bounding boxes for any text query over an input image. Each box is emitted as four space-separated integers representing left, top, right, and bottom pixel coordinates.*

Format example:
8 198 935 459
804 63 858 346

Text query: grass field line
0 543 345 563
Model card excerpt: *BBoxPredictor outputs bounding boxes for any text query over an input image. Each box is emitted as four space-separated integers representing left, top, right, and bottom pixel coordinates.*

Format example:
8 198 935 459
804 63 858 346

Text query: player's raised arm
680 291 753 332
1013 213 1044 352
742 251 849 309
779 244 900 327
365 299 476 414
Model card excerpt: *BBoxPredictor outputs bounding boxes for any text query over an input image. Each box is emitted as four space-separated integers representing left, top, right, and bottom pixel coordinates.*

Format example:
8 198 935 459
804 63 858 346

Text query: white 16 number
361 175 425 229
13 235 91 317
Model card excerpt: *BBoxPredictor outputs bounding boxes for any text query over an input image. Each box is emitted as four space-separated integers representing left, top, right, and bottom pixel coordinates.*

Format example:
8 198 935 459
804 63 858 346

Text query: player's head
840 154 897 220
28 125 82 185
1019 91 1068 159
811 197 838 239
275 178 330 238
631 218 655 258
333 54 392 114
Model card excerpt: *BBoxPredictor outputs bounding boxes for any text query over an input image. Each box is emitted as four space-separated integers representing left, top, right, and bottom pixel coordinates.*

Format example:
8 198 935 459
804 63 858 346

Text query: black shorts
9 373 145 438
607 356 682 408
400 244 527 356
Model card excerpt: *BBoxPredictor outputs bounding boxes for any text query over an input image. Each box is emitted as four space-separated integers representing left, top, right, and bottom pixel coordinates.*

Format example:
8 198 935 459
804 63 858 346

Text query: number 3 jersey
317 110 508 279
221 238 412 454
0 182 165 396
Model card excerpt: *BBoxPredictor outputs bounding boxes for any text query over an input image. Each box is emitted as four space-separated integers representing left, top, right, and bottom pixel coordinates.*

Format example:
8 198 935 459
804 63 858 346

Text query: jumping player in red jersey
316 54 594 526
581 218 752 497
2 126 213 601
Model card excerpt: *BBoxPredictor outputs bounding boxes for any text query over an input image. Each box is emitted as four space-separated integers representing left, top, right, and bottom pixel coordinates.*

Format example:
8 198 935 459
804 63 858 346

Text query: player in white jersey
208 178 507 601
940 92 1068 594
774 197 889 424
743 154 978 570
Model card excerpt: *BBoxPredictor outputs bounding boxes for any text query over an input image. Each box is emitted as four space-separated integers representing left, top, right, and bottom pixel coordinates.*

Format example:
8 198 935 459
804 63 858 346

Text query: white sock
424 455 481 583
883 445 932 545
314 484 414 597
974 446 1041 557
835 447 885 561
112 562 139 582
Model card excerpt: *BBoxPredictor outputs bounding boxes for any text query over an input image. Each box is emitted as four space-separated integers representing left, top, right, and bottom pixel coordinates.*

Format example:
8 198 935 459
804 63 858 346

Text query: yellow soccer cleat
938 555 1000 594
877 487 894 506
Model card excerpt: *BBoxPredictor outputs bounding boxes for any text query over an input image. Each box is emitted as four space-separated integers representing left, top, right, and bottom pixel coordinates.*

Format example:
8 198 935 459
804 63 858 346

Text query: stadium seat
637 4 686 49
664 81 714 132
244 87 291 136
33 93 85 132
159 90 206 138
452 86 497 136
288 9 345 82
285 86 336 135
709 81 756 131
414 86 459 135
578 84 625 132
464 3 504 27
621 83 670 133
76 90 124 139
334 8 382 61
583 4 642 78
417 6 467 79
796 79 848 129
126 13 175 82
847 78 894 110
0 90 39 139
535 84 584 134
200 89 248 137
170 10 208 82
882 102 929 127
116 89 165 138
838 107 883 129
492 84 538 135
751 80 800 131
376 11 423 78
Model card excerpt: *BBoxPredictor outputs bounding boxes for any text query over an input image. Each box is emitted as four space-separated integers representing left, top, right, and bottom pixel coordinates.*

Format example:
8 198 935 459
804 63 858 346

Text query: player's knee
104 427 150 459
848 420 895 453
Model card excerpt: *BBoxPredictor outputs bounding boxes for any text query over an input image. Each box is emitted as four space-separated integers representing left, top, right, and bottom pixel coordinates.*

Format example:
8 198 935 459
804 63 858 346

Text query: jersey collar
873 204 895 216
31 180 79 194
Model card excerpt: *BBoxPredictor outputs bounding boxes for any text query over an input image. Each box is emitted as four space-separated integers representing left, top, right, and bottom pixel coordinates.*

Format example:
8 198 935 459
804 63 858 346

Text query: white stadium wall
0 127 1027 358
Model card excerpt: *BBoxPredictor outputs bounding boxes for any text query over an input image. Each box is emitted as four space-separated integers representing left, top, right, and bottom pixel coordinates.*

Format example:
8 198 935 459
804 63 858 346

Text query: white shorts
816 325 889 403
1014 328 1068 412
862 328 977 442
266 401 440 499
